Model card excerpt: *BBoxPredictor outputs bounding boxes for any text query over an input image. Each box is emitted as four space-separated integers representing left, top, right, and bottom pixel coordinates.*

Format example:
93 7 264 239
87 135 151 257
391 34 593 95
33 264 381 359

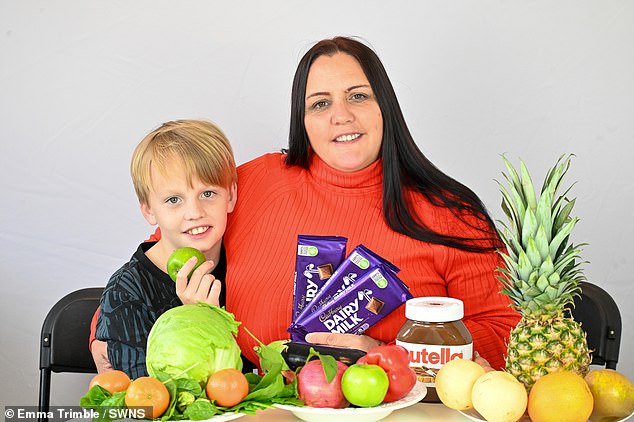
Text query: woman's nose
330 100 354 124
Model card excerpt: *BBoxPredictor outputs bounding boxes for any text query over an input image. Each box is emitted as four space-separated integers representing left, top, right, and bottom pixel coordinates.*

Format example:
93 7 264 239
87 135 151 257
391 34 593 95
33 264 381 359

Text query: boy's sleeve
96 270 153 379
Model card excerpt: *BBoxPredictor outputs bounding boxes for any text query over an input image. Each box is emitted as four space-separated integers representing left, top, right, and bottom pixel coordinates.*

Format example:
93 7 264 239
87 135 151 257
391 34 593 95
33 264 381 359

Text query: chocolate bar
289 265 412 340
291 235 347 323
294 244 399 322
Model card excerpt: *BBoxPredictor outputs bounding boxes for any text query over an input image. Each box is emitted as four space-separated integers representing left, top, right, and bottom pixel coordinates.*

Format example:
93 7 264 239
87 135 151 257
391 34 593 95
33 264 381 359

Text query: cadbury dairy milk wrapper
289 265 413 340
294 244 400 323
291 235 347 323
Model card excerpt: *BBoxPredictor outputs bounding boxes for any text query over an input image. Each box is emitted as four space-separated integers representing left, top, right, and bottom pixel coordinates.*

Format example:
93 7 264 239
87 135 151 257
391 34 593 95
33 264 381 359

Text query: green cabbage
146 303 243 386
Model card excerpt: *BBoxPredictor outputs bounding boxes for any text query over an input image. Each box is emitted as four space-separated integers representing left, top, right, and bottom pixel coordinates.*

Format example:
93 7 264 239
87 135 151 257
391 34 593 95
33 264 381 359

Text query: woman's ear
140 202 158 226
227 182 238 213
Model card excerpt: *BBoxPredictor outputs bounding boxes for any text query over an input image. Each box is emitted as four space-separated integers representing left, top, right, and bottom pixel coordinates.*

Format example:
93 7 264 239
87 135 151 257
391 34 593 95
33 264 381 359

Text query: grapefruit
528 371 593 422
585 369 634 422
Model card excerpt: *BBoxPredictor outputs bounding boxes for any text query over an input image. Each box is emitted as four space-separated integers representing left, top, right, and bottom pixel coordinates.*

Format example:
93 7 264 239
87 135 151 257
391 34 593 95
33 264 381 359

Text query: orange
528 371 593 422
124 376 170 418
89 370 131 394
206 368 249 407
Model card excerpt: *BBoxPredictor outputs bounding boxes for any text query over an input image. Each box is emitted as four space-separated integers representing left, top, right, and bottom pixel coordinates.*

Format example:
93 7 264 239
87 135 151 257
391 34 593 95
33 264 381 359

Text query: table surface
239 402 471 421
68 402 472 422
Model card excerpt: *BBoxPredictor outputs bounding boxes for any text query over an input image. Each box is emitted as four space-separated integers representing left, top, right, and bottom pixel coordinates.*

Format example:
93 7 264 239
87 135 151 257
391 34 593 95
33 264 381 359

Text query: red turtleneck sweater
224 153 519 369
90 152 519 369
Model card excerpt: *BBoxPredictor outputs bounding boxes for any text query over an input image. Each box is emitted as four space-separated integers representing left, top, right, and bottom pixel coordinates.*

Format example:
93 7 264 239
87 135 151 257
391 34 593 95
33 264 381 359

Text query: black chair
38 287 103 421
568 281 621 369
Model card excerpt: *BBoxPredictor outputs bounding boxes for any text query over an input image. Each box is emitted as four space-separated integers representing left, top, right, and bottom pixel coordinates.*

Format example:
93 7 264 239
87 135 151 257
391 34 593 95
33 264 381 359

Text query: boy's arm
90 307 112 373
96 271 154 378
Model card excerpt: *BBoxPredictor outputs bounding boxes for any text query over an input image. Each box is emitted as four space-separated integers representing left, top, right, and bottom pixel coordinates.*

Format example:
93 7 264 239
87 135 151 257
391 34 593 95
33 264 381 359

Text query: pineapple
496 154 591 391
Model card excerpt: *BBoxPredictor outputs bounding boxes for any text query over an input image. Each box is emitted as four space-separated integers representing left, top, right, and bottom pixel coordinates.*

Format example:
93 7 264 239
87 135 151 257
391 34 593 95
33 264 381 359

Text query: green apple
166 247 206 282
341 364 389 407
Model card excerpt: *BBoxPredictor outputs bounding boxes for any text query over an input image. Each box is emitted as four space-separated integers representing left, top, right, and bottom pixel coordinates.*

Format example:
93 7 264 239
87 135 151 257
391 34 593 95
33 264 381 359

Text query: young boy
95 119 237 378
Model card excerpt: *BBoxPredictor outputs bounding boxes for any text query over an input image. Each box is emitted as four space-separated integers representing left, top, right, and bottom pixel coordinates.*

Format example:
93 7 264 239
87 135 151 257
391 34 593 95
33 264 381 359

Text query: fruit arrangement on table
80 302 419 421
432 154 634 422
81 154 634 422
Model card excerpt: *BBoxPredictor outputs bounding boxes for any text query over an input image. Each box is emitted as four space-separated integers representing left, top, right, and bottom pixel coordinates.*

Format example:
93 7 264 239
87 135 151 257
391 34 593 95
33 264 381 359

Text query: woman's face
303 53 383 172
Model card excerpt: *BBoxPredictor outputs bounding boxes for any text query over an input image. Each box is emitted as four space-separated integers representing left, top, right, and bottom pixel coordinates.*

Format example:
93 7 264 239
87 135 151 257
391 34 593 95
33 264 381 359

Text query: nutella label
396 341 473 369
396 340 473 389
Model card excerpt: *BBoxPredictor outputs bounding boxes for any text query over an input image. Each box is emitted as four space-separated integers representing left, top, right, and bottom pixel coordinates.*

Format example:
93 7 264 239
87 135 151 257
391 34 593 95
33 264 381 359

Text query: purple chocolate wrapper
289 265 412 340
291 235 347 323
294 244 399 324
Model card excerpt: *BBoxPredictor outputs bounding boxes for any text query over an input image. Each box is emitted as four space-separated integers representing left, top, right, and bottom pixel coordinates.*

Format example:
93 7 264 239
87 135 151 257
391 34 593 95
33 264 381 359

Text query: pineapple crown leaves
495 154 587 319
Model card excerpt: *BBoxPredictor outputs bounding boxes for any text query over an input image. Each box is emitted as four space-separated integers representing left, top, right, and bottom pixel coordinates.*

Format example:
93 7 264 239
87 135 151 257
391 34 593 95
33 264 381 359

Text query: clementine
528 371 593 422
206 368 249 407
124 376 170 419
89 370 131 394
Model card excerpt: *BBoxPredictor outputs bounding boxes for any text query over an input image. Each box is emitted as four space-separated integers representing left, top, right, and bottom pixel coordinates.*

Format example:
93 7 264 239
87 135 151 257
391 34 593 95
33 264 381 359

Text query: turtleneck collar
308 153 383 192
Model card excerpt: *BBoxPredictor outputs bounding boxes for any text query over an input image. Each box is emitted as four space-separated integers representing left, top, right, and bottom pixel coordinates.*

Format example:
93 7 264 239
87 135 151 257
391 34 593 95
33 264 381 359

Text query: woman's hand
91 339 113 373
304 332 384 352
474 351 495 372
175 258 221 306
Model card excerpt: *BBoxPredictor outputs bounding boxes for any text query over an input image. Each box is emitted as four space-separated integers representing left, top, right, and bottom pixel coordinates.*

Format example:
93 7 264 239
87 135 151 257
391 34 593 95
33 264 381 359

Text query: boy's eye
202 191 215 198
166 197 180 204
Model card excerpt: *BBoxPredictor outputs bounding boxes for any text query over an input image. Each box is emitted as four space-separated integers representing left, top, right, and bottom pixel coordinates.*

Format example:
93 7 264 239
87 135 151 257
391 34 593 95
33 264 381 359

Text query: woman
92 36 518 371
222 36 518 369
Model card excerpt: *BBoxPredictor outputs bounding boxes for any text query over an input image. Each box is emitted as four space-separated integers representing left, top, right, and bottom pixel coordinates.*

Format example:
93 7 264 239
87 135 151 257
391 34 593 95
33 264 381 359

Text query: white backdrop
1 0 633 408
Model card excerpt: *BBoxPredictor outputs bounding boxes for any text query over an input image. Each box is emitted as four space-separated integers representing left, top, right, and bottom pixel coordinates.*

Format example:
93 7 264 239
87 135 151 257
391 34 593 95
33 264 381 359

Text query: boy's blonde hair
131 119 237 205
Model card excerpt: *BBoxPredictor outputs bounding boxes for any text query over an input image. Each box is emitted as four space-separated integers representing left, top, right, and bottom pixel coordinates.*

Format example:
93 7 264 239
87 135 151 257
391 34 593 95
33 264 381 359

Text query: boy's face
140 160 236 262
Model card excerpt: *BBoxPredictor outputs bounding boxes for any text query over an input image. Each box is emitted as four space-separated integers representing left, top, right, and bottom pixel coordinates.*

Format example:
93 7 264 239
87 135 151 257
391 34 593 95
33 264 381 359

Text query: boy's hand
175 256 221 306
91 339 114 373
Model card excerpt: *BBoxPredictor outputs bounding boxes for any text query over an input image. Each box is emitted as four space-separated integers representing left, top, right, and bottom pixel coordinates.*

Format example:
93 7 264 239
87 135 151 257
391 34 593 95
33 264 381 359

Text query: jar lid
405 297 464 322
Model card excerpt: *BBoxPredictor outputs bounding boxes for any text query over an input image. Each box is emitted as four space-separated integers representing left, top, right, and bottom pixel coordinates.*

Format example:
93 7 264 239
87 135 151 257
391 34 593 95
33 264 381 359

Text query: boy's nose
185 201 204 219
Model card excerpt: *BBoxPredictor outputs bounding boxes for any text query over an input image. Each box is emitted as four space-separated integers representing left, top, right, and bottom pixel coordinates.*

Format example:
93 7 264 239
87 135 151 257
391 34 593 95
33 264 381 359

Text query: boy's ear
227 181 238 213
140 202 158 226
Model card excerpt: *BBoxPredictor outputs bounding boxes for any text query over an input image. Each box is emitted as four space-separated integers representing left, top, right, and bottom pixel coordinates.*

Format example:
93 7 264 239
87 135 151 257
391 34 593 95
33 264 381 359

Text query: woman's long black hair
286 36 500 253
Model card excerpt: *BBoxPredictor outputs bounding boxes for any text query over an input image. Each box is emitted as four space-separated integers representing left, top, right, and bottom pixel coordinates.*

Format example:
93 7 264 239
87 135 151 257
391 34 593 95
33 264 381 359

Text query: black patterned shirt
95 242 226 378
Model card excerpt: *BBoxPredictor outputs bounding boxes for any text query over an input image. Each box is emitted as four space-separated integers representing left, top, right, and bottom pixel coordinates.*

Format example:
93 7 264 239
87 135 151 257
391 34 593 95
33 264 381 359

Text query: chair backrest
568 281 621 369
38 287 103 419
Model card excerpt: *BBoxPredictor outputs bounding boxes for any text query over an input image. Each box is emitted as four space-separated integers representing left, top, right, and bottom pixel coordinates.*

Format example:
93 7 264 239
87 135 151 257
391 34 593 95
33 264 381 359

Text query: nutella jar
396 297 473 403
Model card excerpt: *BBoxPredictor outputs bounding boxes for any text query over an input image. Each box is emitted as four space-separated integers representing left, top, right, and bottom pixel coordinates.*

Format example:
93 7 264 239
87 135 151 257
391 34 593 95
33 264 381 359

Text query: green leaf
526 237 542 268
520 159 538 212
182 399 220 420
553 198 576 234
517 249 532 282
244 327 290 373
534 225 550 260
243 363 285 402
549 218 578 258
80 385 111 408
521 208 538 248
502 154 523 198
538 255 555 278
535 188 553 242
306 347 339 384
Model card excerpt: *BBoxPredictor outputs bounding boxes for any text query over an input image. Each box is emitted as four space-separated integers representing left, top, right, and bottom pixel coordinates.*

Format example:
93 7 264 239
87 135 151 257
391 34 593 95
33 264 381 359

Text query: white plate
459 408 530 422
191 413 245 422
459 408 634 422
273 381 427 422
116 412 244 422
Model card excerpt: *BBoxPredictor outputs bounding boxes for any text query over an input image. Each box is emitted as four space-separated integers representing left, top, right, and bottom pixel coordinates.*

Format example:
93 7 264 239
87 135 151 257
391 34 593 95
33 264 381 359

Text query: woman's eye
310 99 329 110
350 92 369 102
